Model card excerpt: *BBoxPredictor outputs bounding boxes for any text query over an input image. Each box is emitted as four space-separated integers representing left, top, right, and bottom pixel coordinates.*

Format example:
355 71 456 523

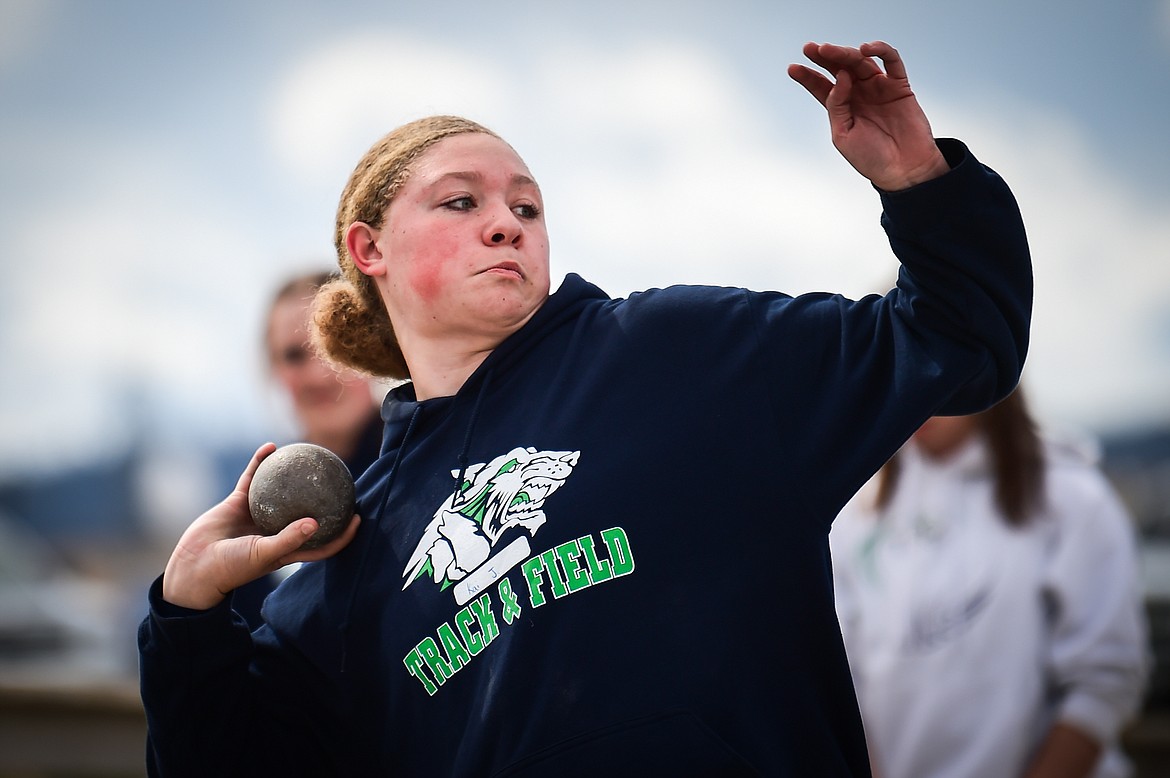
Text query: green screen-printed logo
402 447 580 604
403 526 635 696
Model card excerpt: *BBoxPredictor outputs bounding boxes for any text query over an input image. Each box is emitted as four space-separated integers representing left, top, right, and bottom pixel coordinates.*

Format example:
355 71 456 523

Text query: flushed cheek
403 232 460 304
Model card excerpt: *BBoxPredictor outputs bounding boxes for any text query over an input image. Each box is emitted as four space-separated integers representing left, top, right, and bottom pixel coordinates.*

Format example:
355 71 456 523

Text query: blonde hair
311 115 501 379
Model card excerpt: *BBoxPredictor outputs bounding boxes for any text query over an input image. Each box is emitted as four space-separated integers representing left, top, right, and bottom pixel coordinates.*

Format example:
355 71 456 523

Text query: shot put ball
248 443 355 550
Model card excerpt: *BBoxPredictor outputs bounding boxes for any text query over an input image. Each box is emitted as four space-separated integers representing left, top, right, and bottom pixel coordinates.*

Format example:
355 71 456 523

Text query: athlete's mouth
483 261 524 280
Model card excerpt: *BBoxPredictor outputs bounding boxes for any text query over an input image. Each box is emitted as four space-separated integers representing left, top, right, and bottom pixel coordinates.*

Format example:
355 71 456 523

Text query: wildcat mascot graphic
402 447 580 597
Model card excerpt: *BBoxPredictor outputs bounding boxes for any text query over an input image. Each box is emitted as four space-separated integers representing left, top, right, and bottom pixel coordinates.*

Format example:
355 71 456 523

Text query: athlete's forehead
409 134 539 192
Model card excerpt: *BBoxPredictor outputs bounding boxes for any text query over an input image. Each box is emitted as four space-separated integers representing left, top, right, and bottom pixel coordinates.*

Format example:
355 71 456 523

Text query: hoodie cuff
876 139 984 231
146 574 248 651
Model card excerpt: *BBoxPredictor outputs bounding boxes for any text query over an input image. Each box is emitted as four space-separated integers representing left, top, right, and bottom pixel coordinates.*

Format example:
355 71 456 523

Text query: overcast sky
2 0 1169 476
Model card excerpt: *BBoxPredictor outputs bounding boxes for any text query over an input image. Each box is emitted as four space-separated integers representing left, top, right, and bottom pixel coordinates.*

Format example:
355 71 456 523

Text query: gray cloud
2 9 1168 475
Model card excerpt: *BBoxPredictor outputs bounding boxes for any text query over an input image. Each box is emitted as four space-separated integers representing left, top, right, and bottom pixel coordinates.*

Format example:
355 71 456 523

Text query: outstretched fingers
823 68 855 134
859 40 907 81
789 41 885 107
803 43 882 77
787 63 833 106
793 41 907 87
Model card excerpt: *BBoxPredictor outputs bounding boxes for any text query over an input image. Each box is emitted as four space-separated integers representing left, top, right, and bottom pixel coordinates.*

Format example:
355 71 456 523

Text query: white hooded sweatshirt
830 434 1150 778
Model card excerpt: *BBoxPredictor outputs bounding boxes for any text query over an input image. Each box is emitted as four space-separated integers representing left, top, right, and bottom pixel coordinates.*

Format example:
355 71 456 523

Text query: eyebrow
427 171 539 190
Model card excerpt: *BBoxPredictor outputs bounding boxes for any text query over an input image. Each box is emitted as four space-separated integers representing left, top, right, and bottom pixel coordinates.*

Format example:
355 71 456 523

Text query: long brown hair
875 387 1046 526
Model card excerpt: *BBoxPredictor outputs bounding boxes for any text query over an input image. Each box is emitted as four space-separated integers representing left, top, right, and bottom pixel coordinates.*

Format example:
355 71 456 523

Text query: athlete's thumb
258 518 320 566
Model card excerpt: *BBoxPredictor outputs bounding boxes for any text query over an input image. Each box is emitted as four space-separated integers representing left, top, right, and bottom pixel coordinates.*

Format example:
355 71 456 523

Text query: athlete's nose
483 207 522 246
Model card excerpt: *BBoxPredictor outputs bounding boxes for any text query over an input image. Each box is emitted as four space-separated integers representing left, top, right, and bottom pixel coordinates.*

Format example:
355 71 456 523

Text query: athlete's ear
346 222 386 277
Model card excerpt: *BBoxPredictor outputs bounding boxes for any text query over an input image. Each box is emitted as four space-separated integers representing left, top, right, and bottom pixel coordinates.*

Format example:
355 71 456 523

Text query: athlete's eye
513 203 541 220
442 196 475 211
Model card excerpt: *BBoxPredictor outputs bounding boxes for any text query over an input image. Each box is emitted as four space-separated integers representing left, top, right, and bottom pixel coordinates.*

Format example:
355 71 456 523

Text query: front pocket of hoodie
493 708 759 777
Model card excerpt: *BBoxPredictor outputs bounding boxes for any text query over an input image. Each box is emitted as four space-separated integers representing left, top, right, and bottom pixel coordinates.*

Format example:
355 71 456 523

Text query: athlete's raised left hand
788 41 950 192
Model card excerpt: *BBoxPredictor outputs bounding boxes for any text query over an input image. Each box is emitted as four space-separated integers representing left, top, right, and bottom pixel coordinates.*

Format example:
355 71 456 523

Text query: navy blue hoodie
139 140 1031 776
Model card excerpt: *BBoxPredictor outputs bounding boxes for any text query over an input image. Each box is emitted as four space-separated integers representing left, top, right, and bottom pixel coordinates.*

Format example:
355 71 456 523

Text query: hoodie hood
340 274 611 666
377 273 610 425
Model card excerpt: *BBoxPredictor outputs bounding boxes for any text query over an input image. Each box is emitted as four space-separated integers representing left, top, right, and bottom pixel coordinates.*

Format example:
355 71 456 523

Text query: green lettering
522 555 548 608
436 622 471 673
403 648 439 696
578 535 613 584
601 527 635 577
454 606 485 654
416 636 452 686
469 593 499 644
540 548 570 599
555 539 590 593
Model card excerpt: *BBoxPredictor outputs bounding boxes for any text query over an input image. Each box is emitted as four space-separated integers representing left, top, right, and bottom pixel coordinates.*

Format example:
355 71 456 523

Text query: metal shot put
248 443 355 549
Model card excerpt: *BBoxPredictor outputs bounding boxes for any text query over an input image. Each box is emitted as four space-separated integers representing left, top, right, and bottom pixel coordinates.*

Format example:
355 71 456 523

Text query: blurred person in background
265 271 385 470
831 386 1150 778
231 271 384 628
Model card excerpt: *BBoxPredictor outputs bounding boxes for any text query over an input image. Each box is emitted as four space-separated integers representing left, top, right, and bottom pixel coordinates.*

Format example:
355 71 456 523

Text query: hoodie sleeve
138 576 347 777
879 138 1032 415
1041 460 1151 744
743 139 1032 522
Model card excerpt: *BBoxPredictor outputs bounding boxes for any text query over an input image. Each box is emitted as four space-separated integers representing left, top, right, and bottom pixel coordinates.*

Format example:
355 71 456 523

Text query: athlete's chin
479 293 546 331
